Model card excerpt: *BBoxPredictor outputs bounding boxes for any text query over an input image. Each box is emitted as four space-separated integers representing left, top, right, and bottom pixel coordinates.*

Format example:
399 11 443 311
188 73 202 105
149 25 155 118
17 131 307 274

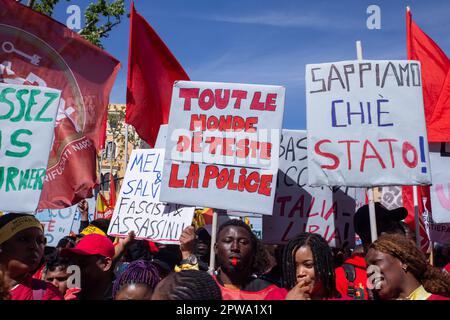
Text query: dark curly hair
282 232 337 299
370 234 450 297
154 270 222 300
217 219 270 275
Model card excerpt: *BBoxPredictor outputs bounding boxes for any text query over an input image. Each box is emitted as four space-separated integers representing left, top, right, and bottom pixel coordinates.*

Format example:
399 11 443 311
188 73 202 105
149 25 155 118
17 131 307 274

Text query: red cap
61 234 115 259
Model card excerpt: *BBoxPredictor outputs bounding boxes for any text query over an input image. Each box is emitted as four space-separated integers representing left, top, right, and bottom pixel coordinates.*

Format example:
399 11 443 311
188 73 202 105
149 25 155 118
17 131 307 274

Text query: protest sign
160 81 285 215
429 143 450 223
108 149 195 244
381 186 403 210
34 197 95 246
0 83 60 212
155 125 168 148
306 60 431 187
263 130 365 248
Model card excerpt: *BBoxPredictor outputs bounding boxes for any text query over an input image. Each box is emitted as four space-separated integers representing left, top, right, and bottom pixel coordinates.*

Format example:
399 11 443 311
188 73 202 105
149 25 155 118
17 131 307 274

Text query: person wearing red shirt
335 245 369 300
0 213 63 300
213 220 287 300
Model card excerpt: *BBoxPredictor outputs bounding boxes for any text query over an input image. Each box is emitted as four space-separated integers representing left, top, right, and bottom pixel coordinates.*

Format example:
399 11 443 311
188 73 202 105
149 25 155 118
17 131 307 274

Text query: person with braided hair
113 259 160 300
283 232 343 300
213 219 287 300
152 270 222 300
366 234 450 300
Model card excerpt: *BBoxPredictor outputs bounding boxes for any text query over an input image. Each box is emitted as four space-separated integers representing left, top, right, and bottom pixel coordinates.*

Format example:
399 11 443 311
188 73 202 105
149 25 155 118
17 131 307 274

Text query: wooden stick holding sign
356 40 379 243
208 209 222 275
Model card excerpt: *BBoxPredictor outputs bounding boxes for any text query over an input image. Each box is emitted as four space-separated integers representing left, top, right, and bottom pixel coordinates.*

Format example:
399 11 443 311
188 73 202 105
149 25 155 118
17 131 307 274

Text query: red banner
0 0 121 209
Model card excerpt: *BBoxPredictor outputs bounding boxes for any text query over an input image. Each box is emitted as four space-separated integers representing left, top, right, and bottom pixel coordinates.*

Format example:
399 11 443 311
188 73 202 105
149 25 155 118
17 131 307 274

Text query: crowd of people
0 200 449 301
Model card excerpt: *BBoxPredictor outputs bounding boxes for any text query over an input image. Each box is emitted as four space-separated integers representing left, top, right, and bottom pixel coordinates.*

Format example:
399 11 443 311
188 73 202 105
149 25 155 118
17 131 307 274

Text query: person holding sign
0 213 63 300
366 234 450 300
213 219 287 300
283 233 343 300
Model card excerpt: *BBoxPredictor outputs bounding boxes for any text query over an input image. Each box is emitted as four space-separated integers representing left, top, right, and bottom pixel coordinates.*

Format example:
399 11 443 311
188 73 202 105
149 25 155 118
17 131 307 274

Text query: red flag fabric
0 0 120 209
126 1 189 147
109 169 116 208
407 9 450 142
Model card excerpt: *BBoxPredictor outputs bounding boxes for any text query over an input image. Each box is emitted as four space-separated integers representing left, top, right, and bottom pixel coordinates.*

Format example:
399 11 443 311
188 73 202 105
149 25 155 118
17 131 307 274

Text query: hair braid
282 232 337 298
112 260 160 298
370 234 450 297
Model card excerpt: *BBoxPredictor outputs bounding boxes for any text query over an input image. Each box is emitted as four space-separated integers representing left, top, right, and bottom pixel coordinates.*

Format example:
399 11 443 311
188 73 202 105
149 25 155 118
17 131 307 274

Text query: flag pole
356 40 378 242
124 123 129 168
208 209 221 275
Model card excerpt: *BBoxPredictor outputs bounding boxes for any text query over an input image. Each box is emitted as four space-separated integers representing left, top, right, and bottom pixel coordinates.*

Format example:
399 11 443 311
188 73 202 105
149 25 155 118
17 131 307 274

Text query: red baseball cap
61 234 115 259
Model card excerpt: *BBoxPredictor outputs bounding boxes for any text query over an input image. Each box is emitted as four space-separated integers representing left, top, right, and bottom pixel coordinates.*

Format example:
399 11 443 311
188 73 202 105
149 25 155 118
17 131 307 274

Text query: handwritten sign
306 60 431 187
34 198 95 246
108 149 195 244
429 143 450 224
263 130 365 248
0 83 60 212
160 81 285 215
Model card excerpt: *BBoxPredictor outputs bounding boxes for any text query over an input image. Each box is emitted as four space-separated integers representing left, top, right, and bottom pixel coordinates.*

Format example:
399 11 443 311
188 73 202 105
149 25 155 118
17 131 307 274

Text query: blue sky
50 0 450 130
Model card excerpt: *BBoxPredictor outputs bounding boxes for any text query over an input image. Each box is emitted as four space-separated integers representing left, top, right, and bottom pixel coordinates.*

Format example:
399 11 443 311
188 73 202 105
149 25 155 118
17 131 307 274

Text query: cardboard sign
429 143 450 223
263 130 365 248
0 83 60 212
160 81 285 215
306 60 431 187
108 149 195 244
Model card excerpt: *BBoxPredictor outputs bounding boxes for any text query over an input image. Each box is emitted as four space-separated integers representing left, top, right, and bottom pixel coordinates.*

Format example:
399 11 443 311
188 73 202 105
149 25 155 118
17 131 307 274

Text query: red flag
126 1 189 147
0 0 120 209
407 9 450 142
109 169 116 208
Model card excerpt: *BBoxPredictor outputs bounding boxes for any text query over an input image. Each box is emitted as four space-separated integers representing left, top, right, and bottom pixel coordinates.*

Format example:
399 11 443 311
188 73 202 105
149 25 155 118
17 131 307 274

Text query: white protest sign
108 149 195 244
34 197 96 246
0 83 60 212
155 124 168 148
306 60 431 187
263 130 365 248
160 81 285 215
380 186 403 210
429 143 450 223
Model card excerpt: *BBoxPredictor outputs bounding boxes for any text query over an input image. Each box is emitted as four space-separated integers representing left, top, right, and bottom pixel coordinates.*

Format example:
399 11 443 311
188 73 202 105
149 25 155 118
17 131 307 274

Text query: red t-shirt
335 253 369 300
214 276 287 300
10 276 63 300
444 263 450 274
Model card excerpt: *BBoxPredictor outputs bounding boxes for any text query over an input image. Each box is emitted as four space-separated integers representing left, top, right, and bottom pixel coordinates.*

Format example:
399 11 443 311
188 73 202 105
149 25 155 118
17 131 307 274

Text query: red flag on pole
0 0 121 209
125 1 189 147
109 168 116 208
407 8 450 142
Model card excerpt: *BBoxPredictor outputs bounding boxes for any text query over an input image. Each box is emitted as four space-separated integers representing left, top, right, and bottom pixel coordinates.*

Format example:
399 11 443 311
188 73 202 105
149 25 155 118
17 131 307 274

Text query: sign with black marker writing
108 149 195 244
306 60 431 187
0 83 60 212
263 130 365 248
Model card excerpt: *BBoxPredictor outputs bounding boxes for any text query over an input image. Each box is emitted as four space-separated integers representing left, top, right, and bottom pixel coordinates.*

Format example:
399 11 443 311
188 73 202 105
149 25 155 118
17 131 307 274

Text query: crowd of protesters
0 201 449 301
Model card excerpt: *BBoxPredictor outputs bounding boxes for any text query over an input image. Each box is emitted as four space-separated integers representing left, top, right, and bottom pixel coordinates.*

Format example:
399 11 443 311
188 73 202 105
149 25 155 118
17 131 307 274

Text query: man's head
194 227 211 261
61 234 115 294
354 203 408 250
45 255 71 296
214 219 269 276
